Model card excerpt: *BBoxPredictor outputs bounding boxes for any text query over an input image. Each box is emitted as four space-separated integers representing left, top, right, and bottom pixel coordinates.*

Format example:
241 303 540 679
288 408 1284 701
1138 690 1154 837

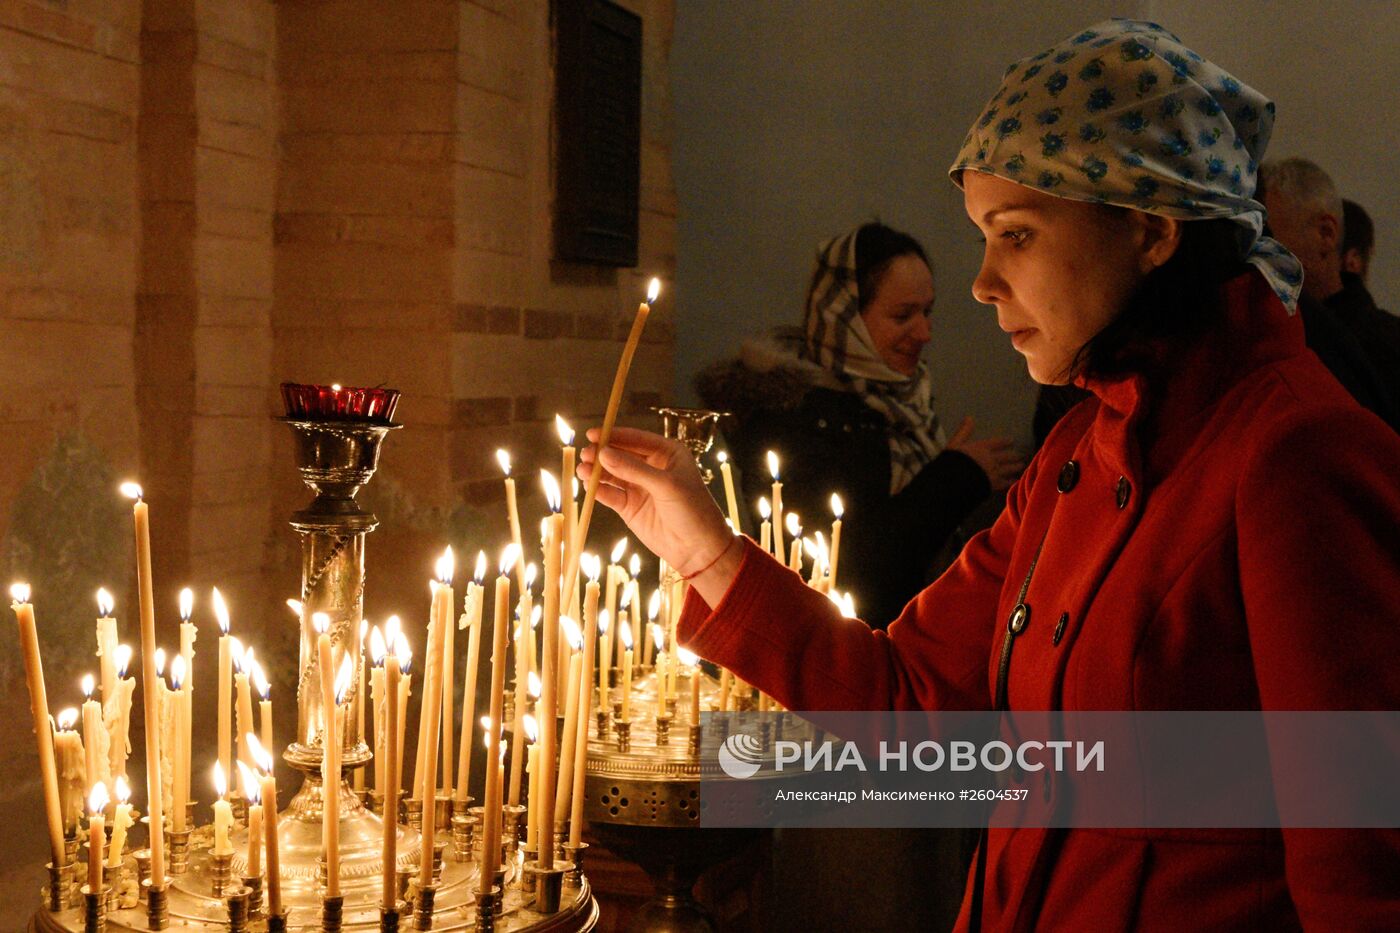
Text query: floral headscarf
949 18 1302 310
802 228 946 495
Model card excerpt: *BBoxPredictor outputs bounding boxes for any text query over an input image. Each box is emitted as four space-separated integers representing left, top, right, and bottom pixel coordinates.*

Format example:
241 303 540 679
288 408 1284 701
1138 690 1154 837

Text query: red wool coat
679 271 1400 931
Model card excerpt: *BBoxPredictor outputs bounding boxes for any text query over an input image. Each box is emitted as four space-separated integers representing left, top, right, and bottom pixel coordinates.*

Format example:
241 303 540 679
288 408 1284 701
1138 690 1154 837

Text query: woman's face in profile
964 172 1149 384
860 253 934 377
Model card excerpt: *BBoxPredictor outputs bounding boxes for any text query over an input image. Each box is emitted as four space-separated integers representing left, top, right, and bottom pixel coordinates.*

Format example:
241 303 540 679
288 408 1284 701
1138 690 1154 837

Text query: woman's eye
1002 229 1030 245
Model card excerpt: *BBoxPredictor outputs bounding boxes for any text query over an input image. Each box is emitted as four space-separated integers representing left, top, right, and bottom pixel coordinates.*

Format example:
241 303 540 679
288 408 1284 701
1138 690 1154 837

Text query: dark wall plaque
553 0 642 267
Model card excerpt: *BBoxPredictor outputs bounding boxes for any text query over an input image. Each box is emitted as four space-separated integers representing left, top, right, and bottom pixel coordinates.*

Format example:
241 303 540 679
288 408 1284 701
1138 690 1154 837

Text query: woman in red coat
580 19 1400 931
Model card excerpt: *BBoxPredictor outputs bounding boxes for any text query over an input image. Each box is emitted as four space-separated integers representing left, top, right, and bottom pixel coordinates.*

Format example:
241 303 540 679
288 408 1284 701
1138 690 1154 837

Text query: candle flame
115 644 132 678
646 277 661 304
598 608 611 634
524 562 538 589
582 552 601 582
523 714 538 743
360 618 368 643
500 543 521 577
561 615 582 651
531 604 542 628
385 615 401 648
207 588 229 634
647 589 661 621
436 546 455 585
115 776 131 804
285 598 302 618
527 671 542 699
243 646 256 673
758 497 771 520
96 588 114 617
178 587 193 621
766 451 779 480
57 708 79 731
334 654 353 704
395 633 412 673
610 538 628 563
555 414 575 446
499 738 508 762
649 622 665 652
9 582 30 604
618 621 634 650
619 585 633 609
89 781 109 816
716 450 728 464
677 646 699 667
370 626 386 664
312 611 330 635
228 637 244 673
628 553 641 577
785 512 801 538
82 674 95 699
236 762 260 803
169 654 186 691
213 761 227 799
540 469 562 512
474 550 487 584
119 481 143 501
495 449 511 476
572 476 579 501
154 648 167 677
830 493 844 519
248 733 274 775
331 384 341 392
802 536 819 560
252 660 270 699
826 590 857 619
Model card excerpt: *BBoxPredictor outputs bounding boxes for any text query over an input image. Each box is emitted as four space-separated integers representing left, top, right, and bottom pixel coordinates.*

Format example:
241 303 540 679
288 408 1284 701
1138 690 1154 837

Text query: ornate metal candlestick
652 407 726 484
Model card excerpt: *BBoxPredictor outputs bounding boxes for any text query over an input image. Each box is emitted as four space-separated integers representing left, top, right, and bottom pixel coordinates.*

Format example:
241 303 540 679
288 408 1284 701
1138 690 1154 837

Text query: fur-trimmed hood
695 330 846 421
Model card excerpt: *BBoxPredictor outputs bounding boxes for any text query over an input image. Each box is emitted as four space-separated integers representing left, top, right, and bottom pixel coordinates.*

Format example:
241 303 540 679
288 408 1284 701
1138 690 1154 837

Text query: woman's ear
1134 212 1183 274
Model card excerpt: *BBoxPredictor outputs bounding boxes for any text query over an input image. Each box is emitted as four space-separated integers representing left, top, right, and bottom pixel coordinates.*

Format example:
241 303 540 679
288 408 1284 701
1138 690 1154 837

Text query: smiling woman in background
697 222 1022 630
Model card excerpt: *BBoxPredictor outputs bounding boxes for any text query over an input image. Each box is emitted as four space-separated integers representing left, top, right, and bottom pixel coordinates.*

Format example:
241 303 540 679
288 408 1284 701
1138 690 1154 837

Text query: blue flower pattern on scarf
949 18 1302 311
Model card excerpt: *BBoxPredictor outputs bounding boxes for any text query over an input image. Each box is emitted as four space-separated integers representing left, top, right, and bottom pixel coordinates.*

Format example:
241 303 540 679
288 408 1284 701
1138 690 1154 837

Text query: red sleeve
1236 402 1400 929
677 455 1033 713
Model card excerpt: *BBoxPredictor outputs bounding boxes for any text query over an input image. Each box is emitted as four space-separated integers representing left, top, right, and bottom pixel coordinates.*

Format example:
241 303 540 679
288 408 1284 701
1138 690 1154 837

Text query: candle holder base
132 850 150 894
266 909 289 933
164 829 192 875
519 846 538 894
615 720 632 753
562 842 589 888
80 884 108 933
379 906 402 933
403 798 423 833
432 795 452 834
595 709 609 739
225 885 251 933
45 861 71 911
229 791 248 827
664 697 678 718
758 721 773 753
449 808 475 863
241 874 264 919
474 887 500 933
412 883 437 930
553 827 568 864
141 879 170 930
367 789 385 817
655 714 672 746
524 860 570 914
687 724 703 757
210 851 234 897
321 894 344 933
502 804 526 857
396 867 413 905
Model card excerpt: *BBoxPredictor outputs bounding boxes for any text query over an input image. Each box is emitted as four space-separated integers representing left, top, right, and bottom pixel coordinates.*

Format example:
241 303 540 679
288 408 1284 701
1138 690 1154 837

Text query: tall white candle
121 482 165 886
108 777 133 869
213 588 232 787
211 763 234 856
13 585 65 867
95 589 117 709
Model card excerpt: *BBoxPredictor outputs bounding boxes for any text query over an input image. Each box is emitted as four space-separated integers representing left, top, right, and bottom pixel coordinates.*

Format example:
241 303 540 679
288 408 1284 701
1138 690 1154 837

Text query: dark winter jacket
696 338 990 629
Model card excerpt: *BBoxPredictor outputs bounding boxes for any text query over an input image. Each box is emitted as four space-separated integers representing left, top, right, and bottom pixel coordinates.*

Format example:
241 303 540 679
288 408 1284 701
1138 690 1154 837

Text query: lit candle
81 674 111 800
251 738 281 918
828 494 844 591
315 613 340 896
354 620 367 794
717 451 742 532
507 606 529 808
619 623 634 722
381 650 401 911
786 512 803 573
523 722 540 851
108 777 133 869
96 589 117 709
392 627 412 791
437 552 456 801
553 623 583 823
645 590 661 669
154 649 171 809
604 540 625 696
169 655 189 832
565 278 660 610
650 623 666 705
232 637 254 773
455 553 486 803
212 762 234 856
679 648 701 724
212 588 232 787
417 550 453 889
807 534 826 588
569 557 601 848
627 555 642 662
758 497 772 556
480 544 519 889
718 668 733 713
177 589 195 832
237 762 262 879
497 449 530 597
557 415 577 597
106 644 136 783
86 782 108 893
120 482 165 885
55 708 85 836
369 628 386 795
767 452 783 559
16 587 65 868
253 660 273 769
178 587 196 689
538 471 564 870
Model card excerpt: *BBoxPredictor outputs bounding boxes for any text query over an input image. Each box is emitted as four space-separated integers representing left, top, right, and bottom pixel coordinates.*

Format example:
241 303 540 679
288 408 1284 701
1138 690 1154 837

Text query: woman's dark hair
855 222 930 310
1071 215 1250 380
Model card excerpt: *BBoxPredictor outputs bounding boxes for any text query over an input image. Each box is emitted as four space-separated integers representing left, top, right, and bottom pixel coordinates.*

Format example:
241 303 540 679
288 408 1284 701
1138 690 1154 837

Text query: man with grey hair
1260 158 1400 433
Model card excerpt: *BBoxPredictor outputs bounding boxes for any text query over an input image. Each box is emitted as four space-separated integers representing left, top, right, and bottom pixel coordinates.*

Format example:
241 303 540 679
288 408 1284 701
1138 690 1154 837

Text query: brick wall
0 1 676 921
